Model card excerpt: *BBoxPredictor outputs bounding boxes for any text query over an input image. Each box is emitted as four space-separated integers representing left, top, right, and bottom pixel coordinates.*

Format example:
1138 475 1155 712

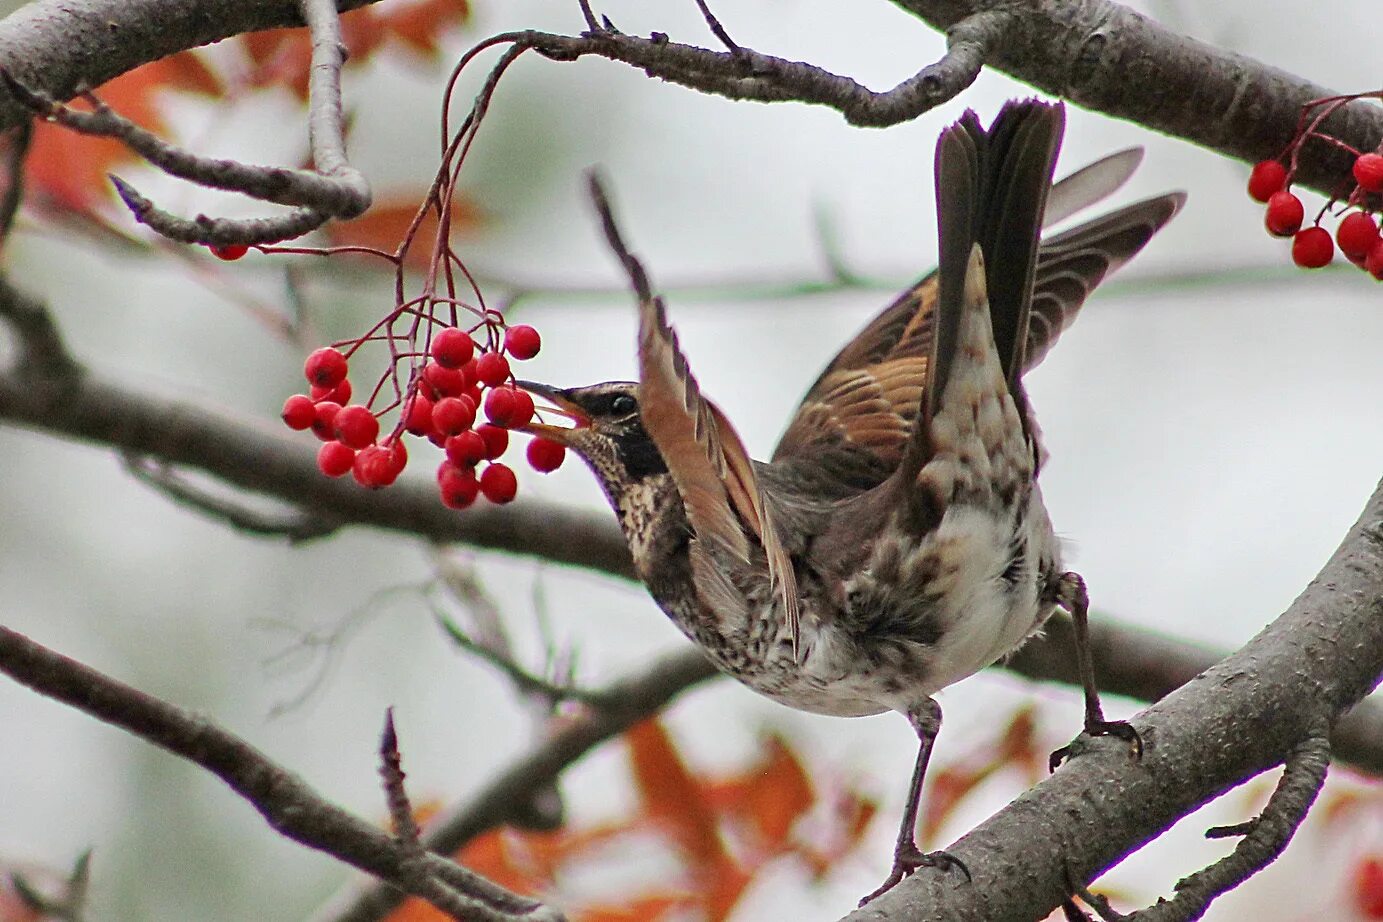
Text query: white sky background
2 0 1382 919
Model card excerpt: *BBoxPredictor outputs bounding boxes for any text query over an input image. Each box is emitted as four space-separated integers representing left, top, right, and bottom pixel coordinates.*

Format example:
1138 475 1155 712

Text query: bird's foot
1049 718 1142 772
858 843 970 906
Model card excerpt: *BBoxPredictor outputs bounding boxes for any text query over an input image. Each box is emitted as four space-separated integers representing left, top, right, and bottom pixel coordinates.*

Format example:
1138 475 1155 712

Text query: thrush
521 99 1183 904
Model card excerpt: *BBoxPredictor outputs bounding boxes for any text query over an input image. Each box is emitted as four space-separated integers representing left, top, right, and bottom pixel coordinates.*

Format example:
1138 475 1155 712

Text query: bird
519 99 1184 904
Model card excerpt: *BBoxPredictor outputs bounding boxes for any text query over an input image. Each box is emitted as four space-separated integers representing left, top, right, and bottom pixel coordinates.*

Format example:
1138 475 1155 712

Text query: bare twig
507 13 999 128
0 275 80 380
308 647 720 922
1118 731 1332 922
379 710 423 852
0 624 565 922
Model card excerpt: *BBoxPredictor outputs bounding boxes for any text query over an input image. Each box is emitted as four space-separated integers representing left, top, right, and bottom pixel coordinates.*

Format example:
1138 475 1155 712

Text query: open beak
514 381 589 445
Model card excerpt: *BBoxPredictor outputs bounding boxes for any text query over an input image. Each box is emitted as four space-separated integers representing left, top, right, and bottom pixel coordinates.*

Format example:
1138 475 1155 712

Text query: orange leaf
626 719 725 868
322 194 484 270
576 896 689 922
383 0 471 57
708 734 814 853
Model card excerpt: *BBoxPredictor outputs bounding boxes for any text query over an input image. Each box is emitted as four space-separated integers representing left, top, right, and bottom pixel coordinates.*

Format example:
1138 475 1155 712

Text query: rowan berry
476 424 509 459
479 463 518 504
432 395 477 436
352 445 398 488
1365 241 1383 280
445 430 487 467
430 328 475 369
333 405 380 449
1337 212 1380 262
504 325 541 360
281 394 315 431
1246 160 1288 203
311 401 343 441
317 441 355 478
1291 226 1334 268
211 243 249 261
305 347 348 388
438 462 480 509
1353 153 1383 193
311 379 352 404
474 351 510 387
422 361 469 399
1264 191 1304 237
484 387 535 429
403 394 434 435
526 437 566 473
382 438 408 478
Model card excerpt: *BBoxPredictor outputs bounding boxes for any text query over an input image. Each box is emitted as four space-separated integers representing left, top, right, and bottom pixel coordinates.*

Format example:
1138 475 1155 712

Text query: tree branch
892 0 1383 198
0 623 564 922
846 476 1383 921
0 0 386 131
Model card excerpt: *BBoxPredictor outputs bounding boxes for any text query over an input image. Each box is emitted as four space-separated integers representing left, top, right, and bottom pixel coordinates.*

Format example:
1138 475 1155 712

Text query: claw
858 845 969 906
1050 718 1142 772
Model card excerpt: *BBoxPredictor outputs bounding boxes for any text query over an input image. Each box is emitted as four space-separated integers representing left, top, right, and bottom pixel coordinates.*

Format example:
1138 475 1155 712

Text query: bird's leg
859 698 969 906
1048 571 1141 772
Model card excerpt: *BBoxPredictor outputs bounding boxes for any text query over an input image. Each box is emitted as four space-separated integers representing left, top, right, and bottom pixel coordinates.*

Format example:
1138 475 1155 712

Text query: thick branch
894 0 1383 198
847 476 1383 921
0 0 385 130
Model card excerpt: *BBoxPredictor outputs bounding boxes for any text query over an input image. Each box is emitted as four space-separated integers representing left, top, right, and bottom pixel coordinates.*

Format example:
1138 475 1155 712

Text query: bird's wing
773 134 1183 498
637 289 801 649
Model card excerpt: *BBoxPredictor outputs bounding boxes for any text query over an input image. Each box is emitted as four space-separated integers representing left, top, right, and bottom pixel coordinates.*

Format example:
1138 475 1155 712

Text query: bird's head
517 380 670 505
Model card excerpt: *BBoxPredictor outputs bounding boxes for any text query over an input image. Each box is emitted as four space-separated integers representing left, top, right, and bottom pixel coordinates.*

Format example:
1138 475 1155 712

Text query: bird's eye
610 395 637 415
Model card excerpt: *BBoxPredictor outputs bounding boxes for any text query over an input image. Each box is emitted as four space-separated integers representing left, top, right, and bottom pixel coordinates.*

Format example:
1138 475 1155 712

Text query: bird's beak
514 381 589 445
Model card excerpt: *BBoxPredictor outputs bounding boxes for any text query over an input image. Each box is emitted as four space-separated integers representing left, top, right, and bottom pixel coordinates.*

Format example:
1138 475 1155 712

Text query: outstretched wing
773 131 1183 498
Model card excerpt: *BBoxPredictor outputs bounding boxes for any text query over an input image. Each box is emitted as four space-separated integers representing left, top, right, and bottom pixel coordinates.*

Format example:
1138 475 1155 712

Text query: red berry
1291 226 1334 268
1354 153 1383 193
1354 855 1383 919
474 351 510 387
504 324 541 360
438 462 480 509
352 445 399 488
432 395 477 436
1337 212 1380 261
333 405 380 449
422 361 469 399
1365 240 1383 280
1246 160 1288 203
311 378 352 404
479 463 519 504
476 424 509 460
526 437 566 473
382 438 408 478
484 386 536 429
430 328 475 369
403 394 434 435
281 394 315 431
211 243 249 261
304 347 348 388
317 441 356 478
1264 191 1304 237
311 401 343 441
445 431 487 467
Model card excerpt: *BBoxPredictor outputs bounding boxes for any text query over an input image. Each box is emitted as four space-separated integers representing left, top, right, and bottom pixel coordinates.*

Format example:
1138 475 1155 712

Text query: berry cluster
280 323 567 509
1247 93 1383 277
